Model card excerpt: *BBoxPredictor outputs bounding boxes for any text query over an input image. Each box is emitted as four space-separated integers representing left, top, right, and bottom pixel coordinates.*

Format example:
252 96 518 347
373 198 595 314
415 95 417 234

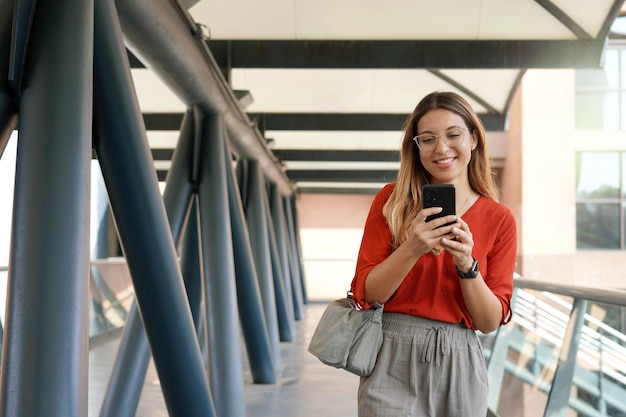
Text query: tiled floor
89 302 359 417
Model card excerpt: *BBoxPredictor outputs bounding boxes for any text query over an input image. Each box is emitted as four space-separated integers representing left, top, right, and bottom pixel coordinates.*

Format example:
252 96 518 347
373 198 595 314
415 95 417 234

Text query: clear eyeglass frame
412 127 467 152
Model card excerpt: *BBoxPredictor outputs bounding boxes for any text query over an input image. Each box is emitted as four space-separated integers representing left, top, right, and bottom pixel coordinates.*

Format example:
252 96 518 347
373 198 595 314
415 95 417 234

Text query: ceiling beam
250 113 409 132
143 113 183 130
204 40 606 69
297 186 382 195
285 169 398 183
152 148 174 160
254 112 508 132
273 149 399 162
165 166 385 193
144 112 508 132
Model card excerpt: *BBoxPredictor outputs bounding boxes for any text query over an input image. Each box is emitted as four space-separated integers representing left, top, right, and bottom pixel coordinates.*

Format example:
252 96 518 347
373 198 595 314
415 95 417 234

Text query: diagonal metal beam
428 69 500 114
535 0 625 41
93 0 214 414
534 0 592 39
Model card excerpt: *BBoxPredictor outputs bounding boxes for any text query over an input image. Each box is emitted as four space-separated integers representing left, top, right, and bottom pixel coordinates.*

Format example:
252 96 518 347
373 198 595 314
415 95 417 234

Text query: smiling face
417 108 477 186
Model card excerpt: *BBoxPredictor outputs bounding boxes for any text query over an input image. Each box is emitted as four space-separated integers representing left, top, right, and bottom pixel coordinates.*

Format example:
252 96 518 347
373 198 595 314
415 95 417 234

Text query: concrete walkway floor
88 302 359 417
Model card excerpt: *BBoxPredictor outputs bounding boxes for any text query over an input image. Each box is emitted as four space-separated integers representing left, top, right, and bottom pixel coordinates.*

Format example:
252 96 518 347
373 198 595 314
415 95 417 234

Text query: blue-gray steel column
167 107 206 362
224 153 275 383
180 196 203 326
0 0 17 154
92 0 214 415
197 114 246 417
270 185 302 320
164 107 203 327
98 303 150 417
163 108 201 239
289 195 308 303
0 0 93 414
98 106 211 417
266 190 295 341
283 195 306 308
544 298 588 417
244 160 281 369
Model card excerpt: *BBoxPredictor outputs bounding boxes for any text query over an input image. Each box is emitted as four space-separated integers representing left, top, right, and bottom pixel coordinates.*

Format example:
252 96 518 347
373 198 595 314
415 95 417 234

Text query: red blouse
350 183 517 330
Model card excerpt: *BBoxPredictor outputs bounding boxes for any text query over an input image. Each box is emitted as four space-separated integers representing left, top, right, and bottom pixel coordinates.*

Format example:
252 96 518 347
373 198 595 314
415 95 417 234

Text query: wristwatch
456 258 479 279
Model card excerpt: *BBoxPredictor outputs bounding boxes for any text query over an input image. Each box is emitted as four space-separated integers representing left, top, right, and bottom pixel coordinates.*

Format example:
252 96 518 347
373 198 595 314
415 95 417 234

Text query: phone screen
422 184 455 225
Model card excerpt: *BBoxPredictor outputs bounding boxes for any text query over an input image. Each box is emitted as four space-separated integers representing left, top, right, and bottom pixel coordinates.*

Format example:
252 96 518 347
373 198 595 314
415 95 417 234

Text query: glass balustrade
482 279 626 417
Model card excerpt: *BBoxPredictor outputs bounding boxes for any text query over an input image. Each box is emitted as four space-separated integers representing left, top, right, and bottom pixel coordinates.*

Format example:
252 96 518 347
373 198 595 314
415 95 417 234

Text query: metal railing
3 263 626 417
483 277 626 417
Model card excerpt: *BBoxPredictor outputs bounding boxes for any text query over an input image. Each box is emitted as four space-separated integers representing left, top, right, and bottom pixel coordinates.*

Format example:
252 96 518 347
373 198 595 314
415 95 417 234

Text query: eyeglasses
412 127 467 152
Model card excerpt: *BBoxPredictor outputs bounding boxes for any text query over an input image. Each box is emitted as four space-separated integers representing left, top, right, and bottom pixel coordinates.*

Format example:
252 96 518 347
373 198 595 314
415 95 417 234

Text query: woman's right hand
406 207 459 256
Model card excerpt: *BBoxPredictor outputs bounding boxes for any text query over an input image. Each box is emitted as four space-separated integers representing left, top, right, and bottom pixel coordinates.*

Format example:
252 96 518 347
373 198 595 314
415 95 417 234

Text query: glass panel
613 17 626 37
622 92 626 130
573 301 626 415
623 153 626 200
576 91 619 130
622 49 626 89
576 203 620 249
89 259 134 337
0 267 6 325
576 49 619 90
487 289 626 417
605 49 619 90
576 152 619 199
487 288 574 417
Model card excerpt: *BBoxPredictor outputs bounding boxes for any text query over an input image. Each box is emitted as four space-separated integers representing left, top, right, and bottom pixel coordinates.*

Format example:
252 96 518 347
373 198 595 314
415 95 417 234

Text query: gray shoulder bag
307 293 384 377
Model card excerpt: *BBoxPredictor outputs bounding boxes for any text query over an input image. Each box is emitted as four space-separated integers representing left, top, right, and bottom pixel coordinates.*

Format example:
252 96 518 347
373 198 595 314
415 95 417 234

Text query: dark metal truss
131 40 607 70
206 40 606 70
144 112 509 133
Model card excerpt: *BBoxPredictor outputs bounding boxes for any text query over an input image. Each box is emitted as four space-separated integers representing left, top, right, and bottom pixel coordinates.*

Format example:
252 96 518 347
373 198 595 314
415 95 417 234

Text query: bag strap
346 290 383 311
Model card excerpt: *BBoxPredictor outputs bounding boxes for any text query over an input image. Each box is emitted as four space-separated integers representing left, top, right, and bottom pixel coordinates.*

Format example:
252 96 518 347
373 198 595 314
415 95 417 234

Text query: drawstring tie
421 326 450 366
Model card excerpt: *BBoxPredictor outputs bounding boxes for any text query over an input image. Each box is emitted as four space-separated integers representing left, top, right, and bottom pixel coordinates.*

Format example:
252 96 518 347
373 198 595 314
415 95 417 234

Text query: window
575 45 626 249
576 152 625 249
575 47 626 130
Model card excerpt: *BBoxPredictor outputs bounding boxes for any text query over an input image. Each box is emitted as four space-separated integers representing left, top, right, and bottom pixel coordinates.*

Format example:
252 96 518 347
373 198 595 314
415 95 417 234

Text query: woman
351 91 516 417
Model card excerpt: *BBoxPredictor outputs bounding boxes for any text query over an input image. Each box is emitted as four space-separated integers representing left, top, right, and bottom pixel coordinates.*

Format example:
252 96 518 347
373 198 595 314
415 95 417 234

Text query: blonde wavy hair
383 91 499 250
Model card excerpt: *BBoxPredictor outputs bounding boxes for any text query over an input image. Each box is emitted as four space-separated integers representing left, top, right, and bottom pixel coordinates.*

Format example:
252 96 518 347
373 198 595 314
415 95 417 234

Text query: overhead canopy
129 0 625 194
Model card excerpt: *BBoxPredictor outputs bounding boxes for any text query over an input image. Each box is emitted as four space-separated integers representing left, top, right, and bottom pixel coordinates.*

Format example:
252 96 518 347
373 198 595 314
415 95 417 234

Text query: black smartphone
422 184 455 226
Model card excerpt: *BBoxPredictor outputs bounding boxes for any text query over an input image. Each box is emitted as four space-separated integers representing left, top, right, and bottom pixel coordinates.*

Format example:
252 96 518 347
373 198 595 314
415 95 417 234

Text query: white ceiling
188 0 611 40
131 0 624 193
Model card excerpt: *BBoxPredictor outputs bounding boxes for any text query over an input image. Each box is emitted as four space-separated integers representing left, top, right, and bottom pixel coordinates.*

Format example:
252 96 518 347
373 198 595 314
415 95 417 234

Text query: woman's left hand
440 217 475 272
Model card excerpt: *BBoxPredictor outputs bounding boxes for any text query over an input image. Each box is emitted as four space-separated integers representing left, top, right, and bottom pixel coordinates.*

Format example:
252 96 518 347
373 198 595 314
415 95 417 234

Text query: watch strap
456 258 479 279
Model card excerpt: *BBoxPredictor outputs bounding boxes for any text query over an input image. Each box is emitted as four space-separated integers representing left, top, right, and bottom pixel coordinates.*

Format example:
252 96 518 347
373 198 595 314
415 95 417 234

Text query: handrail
486 277 626 417
513 288 626 385
514 277 626 306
